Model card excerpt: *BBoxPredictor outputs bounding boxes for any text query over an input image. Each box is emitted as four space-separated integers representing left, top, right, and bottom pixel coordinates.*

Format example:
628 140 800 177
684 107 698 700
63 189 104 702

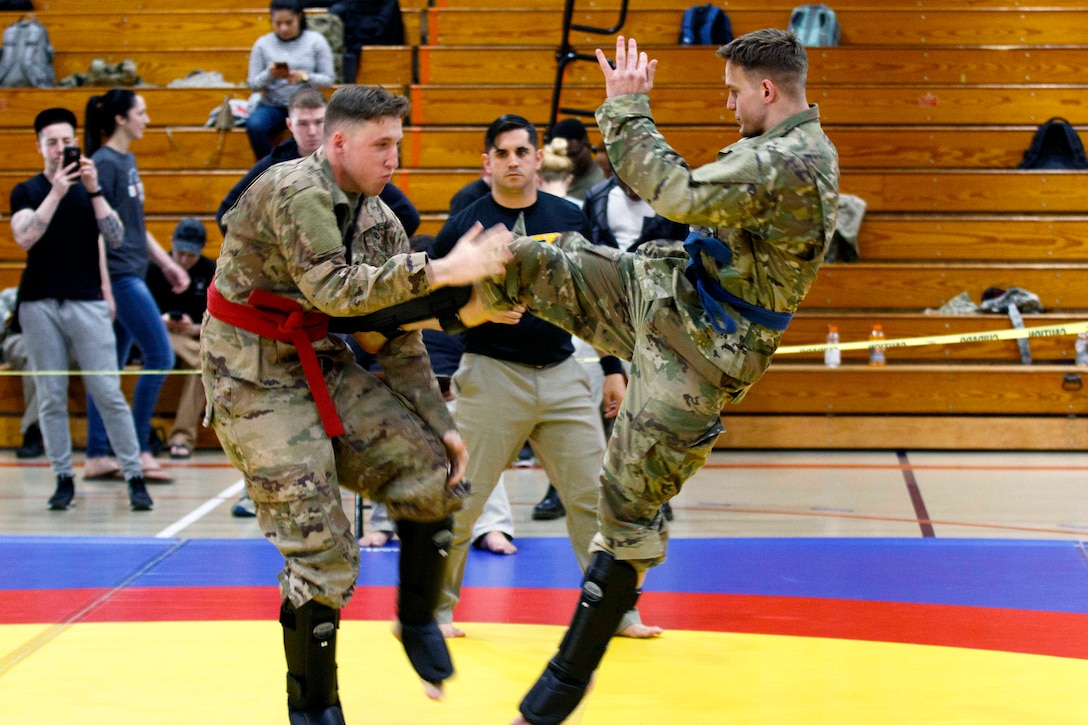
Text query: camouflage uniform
479 94 840 573
201 148 460 609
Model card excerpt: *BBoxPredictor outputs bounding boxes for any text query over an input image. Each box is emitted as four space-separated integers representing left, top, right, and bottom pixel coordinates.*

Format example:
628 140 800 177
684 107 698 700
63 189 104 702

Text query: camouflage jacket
204 147 454 436
596 94 840 384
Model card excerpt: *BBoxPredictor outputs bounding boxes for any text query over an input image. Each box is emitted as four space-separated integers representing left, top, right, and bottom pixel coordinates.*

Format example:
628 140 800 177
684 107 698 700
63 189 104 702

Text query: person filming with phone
8 107 152 511
245 0 334 160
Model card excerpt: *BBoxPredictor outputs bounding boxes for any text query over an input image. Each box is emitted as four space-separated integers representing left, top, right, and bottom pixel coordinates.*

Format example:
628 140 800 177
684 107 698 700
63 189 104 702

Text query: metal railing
548 0 628 132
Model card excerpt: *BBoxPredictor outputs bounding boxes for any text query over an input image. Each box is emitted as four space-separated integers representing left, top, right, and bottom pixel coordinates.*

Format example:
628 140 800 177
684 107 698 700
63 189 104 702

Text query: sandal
169 443 192 459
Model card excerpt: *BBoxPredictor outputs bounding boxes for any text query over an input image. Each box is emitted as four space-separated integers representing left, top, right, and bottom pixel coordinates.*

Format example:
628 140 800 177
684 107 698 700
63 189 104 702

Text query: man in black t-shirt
9 107 151 511
429 114 660 640
146 218 216 460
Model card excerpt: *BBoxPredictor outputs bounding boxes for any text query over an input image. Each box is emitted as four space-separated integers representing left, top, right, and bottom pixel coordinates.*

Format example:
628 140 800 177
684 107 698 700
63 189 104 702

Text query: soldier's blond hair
324 85 410 136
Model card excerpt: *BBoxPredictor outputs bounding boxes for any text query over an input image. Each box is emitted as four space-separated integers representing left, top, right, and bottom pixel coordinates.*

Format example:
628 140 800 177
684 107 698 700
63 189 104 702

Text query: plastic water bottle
824 325 841 368
1076 332 1088 366
869 324 886 366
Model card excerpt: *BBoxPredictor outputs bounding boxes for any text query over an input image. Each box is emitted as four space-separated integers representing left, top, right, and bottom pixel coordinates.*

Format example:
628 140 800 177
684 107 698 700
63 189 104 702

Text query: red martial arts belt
206 283 345 438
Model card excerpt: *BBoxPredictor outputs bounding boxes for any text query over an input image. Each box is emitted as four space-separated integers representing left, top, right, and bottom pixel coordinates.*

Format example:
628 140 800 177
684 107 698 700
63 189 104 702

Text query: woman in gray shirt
246 0 334 160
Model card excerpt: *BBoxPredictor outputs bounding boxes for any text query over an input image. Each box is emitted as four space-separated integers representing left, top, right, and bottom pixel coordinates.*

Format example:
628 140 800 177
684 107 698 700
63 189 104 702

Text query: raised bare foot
619 622 664 638
476 530 517 555
439 622 465 638
358 530 394 547
82 456 121 480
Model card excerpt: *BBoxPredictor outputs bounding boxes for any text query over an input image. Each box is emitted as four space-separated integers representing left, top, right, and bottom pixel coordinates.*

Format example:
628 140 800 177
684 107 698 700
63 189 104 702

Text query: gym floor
3 448 1087 724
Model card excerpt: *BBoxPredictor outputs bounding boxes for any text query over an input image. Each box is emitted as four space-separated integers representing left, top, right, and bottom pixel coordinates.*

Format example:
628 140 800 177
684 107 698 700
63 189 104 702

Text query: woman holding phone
245 0 335 159
82 88 190 483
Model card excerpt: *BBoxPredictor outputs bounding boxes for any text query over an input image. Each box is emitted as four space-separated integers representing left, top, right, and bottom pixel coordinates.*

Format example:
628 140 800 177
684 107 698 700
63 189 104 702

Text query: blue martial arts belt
683 231 794 334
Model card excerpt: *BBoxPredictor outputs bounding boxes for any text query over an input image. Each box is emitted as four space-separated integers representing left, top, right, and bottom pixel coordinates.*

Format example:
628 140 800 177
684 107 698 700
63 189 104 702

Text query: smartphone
62 145 81 170
168 312 184 322
273 61 289 71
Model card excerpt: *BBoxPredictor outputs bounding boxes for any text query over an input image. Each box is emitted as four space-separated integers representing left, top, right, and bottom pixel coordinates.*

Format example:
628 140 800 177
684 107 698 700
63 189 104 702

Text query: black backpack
679 4 732 46
1018 117 1088 170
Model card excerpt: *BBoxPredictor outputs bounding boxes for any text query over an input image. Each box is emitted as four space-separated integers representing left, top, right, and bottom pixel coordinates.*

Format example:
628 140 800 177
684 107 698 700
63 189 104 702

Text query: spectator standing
82 89 190 484
429 114 657 639
146 218 216 460
9 107 151 511
544 117 605 201
246 0 335 160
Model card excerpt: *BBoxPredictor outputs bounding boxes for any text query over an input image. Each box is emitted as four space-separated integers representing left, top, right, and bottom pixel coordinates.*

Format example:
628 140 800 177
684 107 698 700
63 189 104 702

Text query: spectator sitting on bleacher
146 219 216 461
0 287 44 459
245 0 335 160
9 107 151 511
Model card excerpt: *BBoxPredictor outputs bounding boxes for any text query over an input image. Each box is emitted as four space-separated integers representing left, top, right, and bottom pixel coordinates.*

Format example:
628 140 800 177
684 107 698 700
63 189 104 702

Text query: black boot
395 517 455 686
16 423 44 459
128 475 153 511
532 485 565 521
281 600 345 725
48 474 75 510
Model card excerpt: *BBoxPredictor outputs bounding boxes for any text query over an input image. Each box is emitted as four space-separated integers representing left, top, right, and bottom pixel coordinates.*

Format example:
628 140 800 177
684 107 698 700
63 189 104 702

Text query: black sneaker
48 474 75 510
16 424 44 459
128 476 154 511
661 501 674 522
531 485 565 521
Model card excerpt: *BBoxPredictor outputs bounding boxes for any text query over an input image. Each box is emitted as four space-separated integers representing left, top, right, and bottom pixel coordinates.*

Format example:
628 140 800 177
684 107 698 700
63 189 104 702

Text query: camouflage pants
202 345 459 608
479 234 748 573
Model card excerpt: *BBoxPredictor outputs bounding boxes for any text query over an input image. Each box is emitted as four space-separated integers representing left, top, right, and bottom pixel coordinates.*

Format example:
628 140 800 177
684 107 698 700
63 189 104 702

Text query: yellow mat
2 620 1087 724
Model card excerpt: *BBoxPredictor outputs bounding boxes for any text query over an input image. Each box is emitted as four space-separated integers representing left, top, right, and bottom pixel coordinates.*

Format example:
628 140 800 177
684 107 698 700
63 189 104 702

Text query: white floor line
155 479 247 539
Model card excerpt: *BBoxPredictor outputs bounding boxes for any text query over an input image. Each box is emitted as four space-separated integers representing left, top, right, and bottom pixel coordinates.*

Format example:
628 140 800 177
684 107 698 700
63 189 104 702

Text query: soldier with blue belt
494 31 842 724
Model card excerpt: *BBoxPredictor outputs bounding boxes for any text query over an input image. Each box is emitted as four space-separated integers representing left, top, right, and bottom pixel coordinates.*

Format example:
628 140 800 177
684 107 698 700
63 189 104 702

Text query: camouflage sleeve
595 93 762 228
375 330 456 437
270 185 434 317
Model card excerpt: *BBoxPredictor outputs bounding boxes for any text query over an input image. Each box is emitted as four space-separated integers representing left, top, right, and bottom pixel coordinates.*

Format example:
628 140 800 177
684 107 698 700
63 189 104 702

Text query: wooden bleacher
1 2 1087 451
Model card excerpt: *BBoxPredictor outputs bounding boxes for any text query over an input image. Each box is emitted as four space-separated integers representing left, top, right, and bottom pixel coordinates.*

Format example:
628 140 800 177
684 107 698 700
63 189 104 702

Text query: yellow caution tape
775 320 1088 355
6 321 1088 375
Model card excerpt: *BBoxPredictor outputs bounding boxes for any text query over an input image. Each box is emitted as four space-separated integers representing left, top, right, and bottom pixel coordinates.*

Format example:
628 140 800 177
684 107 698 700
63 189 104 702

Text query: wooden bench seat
0 9 425 49
408 83 1088 127
804 262 1088 311
52 46 413 88
424 8 1088 47
725 363 1088 415
400 124 1079 171
376 167 1088 215
419 46 1088 86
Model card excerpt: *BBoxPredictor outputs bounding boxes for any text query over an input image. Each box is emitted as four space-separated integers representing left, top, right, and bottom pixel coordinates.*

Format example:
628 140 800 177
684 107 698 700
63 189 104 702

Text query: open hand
596 36 657 98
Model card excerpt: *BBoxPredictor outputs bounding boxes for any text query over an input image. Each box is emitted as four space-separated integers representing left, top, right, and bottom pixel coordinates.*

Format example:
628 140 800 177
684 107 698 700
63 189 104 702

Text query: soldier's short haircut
484 114 538 152
324 85 410 136
288 86 327 112
717 28 808 90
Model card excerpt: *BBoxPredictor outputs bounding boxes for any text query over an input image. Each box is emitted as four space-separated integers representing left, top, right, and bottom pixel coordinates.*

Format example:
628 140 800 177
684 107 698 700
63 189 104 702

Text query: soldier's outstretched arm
425 222 513 288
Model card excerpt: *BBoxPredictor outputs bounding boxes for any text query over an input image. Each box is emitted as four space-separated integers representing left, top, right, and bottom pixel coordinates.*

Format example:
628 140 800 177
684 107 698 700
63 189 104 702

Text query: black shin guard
395 517 455 685
519 552 640 725
280 600 345 725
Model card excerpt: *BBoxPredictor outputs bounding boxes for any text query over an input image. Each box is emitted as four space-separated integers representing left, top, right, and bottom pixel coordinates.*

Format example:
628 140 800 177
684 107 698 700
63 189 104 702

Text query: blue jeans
86 275 175 457
246 103 288 160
